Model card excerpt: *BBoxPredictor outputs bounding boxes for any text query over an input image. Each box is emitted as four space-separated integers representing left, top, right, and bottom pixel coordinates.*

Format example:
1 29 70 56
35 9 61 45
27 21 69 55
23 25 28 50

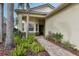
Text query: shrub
12 38 31 56
12 33 45 55
19 39 31 49
31 42 45 53
63 41 75 49
14 34 21 45
12 45 27 56
52 32 63 42
12 34 29 56
46 32 63 42
28 33 36 36
27 34 45 53
27 34 36 44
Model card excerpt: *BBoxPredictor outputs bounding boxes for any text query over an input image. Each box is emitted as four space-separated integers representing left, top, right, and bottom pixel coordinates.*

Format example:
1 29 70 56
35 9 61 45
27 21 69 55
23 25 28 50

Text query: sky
4 3 61 18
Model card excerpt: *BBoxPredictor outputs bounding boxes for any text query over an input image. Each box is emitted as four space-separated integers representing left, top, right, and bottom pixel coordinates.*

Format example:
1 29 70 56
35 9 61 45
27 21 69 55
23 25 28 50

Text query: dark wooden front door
39 25 44 35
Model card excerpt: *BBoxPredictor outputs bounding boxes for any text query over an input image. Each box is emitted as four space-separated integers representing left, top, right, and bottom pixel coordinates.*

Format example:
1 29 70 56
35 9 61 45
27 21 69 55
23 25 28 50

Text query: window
29 23 34 31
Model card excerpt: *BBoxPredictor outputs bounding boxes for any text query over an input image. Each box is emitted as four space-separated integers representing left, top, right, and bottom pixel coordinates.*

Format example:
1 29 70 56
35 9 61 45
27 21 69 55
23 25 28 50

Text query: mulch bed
37 51 49 56
0 50 11 56
0 43 12 56
27 49 49 56
0 43 49 56
48 39 79 56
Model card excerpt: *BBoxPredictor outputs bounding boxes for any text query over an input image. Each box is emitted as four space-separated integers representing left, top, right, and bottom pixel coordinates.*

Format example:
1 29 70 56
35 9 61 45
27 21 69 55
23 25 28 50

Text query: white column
34 23 36 33
18 15 22 32
26 13 29 38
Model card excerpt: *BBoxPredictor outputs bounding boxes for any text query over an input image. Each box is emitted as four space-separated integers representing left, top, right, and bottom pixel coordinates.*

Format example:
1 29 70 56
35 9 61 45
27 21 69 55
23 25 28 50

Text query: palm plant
0 3 4 42
26 3 30 10
18 3 25 9
5 3 14 49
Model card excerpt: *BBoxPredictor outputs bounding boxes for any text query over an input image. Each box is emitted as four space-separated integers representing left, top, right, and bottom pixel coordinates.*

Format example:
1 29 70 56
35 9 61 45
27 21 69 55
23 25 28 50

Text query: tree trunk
0 3 3 43
5 3 14 49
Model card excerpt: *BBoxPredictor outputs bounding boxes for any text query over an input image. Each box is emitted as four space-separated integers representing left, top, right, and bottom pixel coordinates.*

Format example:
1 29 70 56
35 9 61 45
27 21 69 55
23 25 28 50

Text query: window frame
28 23 34 31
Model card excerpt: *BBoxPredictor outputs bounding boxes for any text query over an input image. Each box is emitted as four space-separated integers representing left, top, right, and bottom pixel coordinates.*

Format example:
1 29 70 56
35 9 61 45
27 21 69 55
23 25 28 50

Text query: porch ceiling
15 9 47 15
29 14 46 18
30 17 45 20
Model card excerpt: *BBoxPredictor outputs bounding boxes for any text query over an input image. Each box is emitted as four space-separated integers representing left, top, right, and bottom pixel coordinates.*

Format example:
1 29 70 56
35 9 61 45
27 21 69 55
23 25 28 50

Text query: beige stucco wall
45 4 79 49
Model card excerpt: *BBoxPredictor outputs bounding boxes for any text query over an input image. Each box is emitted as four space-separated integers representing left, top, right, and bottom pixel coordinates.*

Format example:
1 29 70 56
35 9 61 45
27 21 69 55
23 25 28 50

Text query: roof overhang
46 3 70 18
15 9 47 15
30 3 55 10
15 9 46 18
15 4 70 19
15 3 55 18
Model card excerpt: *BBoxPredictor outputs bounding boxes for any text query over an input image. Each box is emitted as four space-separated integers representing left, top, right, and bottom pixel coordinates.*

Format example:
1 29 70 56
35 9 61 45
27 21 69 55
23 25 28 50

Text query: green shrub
31 42 44 53
12 38 31 56
12 45 27 56
13 34 29 56
27 34 36 44
14 34 22 45
63 41 75 49
12 33 45 55
52 32 63 42
46 32 63 42
19 39 31 49
28 33 36 36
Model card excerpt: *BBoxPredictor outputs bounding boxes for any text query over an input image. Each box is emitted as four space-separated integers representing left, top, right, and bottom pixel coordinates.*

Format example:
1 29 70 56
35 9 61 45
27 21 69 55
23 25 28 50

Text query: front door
39 25 44 35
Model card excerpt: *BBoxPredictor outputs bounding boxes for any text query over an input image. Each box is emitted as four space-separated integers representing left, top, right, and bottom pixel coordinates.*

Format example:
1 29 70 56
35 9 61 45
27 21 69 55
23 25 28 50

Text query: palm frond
18 3 25 9
26 3 30 10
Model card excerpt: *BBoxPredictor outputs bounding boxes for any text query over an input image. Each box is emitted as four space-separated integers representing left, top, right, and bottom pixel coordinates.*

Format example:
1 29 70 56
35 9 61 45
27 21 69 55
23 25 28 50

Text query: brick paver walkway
36 36 75 56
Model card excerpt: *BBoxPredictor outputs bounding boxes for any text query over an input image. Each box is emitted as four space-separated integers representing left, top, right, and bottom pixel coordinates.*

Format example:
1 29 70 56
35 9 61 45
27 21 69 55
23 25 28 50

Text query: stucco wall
45 4 79 49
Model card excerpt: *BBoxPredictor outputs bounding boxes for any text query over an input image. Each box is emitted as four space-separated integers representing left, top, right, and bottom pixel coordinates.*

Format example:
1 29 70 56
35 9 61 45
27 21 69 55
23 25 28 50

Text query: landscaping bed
26 49 49 56
46 32 79 56
48 39 79 56
0 43 12 56
11 33 49 56
0 33 49 56
0 46 49 56
11 47 49 56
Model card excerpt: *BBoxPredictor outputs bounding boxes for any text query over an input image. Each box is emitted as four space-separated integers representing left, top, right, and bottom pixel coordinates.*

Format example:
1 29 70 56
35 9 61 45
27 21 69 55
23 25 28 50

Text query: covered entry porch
16 11 46 38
